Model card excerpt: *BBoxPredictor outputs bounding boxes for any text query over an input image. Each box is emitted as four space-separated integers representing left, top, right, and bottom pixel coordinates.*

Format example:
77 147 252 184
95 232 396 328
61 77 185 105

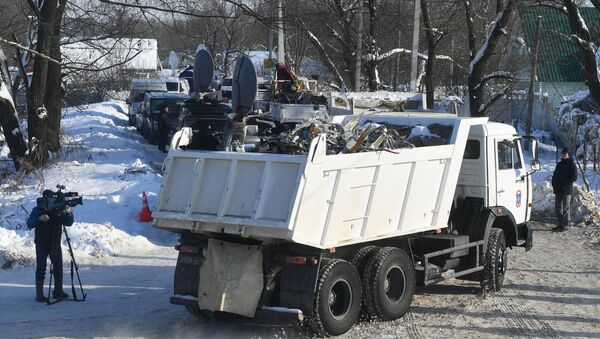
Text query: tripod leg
71 260 78 301
63 226 86 301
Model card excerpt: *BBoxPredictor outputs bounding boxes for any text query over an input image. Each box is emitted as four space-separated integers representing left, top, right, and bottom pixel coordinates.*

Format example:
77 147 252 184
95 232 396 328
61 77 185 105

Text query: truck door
495 138 528 224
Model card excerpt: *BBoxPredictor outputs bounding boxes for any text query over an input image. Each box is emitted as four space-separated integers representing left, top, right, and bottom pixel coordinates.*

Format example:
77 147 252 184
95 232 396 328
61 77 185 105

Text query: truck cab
454 122 534 252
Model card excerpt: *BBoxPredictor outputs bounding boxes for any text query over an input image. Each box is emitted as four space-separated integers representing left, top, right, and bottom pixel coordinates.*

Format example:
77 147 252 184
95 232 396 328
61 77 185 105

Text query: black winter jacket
552 158 577 194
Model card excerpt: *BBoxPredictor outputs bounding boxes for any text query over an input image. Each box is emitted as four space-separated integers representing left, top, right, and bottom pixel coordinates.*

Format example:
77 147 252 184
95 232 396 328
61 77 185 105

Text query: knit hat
561 147 570 154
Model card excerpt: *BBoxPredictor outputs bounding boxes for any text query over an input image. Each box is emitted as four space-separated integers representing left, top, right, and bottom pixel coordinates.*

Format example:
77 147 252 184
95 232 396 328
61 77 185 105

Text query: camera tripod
47 225 87 305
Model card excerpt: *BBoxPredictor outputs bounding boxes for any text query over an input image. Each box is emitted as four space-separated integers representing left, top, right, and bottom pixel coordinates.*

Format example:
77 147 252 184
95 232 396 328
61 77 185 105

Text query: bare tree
420 0 460 108
0 48 27 170
562 0 600 105
465 0 517 117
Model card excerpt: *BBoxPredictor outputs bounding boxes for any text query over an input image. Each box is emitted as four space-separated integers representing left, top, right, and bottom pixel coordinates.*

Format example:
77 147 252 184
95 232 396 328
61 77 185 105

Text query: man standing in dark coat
27 190 74 302
551 148 578 232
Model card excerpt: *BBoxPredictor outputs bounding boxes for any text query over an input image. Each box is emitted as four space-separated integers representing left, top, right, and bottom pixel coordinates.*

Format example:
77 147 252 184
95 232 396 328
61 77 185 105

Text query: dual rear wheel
309 247 416 336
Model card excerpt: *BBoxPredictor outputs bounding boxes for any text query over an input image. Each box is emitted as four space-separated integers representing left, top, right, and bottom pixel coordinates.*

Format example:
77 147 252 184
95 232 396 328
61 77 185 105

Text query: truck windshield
166 82 179 92
130 91 145 102
151 99 185 114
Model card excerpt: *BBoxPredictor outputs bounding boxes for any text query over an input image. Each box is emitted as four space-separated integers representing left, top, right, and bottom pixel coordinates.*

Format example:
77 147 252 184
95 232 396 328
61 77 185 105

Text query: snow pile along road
0 102 176 269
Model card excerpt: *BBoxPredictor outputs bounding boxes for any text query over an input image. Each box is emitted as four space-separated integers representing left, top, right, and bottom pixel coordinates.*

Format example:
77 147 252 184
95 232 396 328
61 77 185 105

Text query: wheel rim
498 247 508 277
328 278 353 320
384 265 406 304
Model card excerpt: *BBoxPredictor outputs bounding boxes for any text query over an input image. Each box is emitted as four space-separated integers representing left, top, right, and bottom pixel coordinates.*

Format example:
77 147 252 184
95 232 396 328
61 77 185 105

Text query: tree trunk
45 0 66 152
27 0 60 166
0 95 27 170
465 0 515 117
365 0 379 91
563 0 600 106
421 0 435 109
366 60 378 91
355 0 363 92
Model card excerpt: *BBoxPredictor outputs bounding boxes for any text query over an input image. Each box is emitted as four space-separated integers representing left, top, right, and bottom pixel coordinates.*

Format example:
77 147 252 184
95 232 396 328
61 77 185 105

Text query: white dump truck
153 110 539 336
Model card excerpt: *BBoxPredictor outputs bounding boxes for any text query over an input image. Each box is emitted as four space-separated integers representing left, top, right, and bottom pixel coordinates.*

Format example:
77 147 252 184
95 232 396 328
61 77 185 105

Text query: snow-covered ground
0 102 177 268
1 98 599 337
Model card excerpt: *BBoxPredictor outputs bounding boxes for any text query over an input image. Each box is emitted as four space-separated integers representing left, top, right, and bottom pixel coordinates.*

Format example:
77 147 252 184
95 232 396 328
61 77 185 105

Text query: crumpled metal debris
342 121 414 153
258 118 345 155
256 118 451 155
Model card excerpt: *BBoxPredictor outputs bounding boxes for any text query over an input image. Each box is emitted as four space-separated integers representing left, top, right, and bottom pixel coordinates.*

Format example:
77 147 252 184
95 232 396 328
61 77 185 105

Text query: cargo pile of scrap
255 118 453 155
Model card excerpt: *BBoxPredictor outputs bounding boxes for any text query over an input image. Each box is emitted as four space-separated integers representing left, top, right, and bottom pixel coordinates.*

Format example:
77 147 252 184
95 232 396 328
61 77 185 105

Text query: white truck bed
153 113 488 249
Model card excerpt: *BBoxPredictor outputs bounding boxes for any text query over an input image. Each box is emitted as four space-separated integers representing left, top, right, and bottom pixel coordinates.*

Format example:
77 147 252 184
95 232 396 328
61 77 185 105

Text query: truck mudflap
518 223 533 251
198 238 263 317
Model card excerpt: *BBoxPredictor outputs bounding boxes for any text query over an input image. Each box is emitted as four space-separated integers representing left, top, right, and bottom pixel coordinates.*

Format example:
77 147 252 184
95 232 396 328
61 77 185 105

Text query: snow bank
0 101 177 269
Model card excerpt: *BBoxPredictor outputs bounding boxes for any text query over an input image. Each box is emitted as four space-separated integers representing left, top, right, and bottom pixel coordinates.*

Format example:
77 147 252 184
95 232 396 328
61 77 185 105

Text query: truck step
413 234 471 259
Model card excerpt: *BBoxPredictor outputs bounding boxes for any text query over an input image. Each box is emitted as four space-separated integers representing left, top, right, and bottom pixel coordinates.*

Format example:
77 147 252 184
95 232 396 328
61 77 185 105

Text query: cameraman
27 190 74 302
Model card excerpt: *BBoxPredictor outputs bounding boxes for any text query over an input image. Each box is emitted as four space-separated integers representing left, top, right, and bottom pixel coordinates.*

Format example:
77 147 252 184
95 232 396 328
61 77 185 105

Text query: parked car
220 77 233 100
139 92 189 144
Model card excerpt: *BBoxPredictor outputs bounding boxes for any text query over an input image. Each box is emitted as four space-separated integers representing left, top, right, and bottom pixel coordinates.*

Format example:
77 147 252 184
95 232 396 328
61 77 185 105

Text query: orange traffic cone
138 191 153 222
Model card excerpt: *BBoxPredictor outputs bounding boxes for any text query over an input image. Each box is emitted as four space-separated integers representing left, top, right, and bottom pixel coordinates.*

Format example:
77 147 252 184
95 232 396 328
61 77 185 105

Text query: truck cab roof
144 92 189 100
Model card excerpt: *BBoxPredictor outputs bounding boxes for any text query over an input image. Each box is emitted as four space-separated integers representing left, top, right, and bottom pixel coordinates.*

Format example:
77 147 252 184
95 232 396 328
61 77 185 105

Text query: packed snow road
0 221 598 338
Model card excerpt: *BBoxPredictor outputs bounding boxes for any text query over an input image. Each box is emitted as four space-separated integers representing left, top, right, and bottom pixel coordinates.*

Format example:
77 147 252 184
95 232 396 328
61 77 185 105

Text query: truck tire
351 246 379 317
363 247 415 321
351 246 380 279
482 228 507 292
309 259 361 337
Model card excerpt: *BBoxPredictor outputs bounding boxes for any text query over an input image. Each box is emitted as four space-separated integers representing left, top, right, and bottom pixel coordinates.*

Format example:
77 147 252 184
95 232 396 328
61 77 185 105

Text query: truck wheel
351 246 379 317
351 246 380 279
310 259 361 337
482 228 507 292
363 247 415 321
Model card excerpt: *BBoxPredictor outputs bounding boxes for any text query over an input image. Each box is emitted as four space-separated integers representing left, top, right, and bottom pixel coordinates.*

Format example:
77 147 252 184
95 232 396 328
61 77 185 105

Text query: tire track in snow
402 309 423 339
492 277 559 338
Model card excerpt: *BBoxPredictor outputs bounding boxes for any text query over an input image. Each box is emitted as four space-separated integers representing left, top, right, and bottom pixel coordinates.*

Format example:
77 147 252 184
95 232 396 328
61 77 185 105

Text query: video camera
36 184 83 214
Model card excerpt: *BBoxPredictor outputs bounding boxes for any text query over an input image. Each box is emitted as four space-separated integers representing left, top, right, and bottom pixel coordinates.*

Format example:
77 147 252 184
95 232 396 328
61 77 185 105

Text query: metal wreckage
255 117 453 155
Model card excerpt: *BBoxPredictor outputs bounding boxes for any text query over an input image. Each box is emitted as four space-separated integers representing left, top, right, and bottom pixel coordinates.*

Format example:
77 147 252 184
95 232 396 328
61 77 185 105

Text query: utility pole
409 0 421 92
277 0 285 63
450 36 454 87
394 0 403 91
355 0 363 92
526 16 542 150
268 29 273 61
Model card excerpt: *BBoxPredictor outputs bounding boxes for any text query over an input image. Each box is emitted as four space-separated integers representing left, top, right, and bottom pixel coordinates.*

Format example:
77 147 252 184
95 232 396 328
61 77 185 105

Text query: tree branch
97 0 237 19
474 71 514 91
0 37 60 65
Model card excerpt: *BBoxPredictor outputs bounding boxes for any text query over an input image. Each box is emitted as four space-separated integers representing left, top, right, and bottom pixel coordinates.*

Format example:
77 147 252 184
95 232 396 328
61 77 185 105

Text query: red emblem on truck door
516 189 522 208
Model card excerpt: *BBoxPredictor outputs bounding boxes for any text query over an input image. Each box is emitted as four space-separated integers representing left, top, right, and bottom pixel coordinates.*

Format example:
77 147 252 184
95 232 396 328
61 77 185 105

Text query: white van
161 76 190 95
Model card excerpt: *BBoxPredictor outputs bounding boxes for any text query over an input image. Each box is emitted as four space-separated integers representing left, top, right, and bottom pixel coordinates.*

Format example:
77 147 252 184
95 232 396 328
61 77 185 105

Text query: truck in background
138 92 189 143
126 77 189 127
